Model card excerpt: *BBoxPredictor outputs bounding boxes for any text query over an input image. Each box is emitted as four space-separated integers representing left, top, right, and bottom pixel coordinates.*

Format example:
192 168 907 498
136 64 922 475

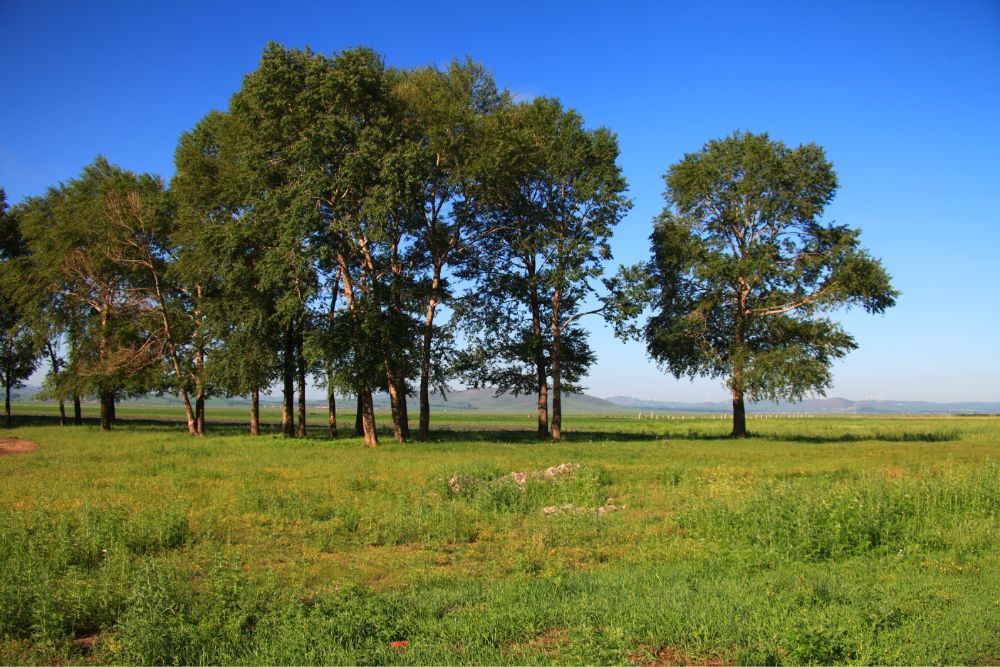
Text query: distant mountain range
10 384 998 415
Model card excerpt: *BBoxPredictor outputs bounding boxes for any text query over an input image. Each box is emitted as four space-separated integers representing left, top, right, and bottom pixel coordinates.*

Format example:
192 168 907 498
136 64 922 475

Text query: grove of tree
0 49 895 443
0 43 637 444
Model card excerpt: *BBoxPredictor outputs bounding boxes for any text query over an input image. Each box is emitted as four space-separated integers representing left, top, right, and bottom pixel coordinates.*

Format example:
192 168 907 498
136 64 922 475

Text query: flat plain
1 407 998 665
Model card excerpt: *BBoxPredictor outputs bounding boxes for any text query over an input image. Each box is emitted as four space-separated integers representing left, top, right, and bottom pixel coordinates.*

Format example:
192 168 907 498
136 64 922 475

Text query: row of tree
1 44 898 440
0 44 631 444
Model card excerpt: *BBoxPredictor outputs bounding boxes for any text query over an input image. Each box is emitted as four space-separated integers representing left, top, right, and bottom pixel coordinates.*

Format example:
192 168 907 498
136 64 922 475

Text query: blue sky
2 0 998 402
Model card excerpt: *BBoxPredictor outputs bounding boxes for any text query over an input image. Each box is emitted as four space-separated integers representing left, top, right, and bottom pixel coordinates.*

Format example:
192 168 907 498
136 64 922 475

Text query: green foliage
458 98 630 430
16 158 174 406
0 194 42 414
632 132 898 434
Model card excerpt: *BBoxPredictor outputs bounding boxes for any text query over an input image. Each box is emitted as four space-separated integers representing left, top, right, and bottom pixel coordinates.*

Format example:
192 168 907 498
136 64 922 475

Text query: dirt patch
506 628 569 658
628 644 730 666
0 438 37 456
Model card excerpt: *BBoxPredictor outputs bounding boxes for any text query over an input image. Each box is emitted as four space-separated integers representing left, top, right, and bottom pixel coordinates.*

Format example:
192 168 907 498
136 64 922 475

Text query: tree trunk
73 394 82 425
3 349 11 425
731 386 747 438
418 269 441 441
99 390 114 431
354 393 363 436
195 395 205 436
282 326 295 438
297 331 307 438
328 386 337 437
336 256 366 442
528 264 548 439
326 271 341 440
731 305 748 438
532 321 549 440
359 386 378 448
109 396 116 425
250 389 260 436
157 284 196 433
46 344 66 426
550 293 562 442
194 332 206 436
385 232 409 443
385 366 407 443
179 388 197 435
537 375 548 439
394 370 410 440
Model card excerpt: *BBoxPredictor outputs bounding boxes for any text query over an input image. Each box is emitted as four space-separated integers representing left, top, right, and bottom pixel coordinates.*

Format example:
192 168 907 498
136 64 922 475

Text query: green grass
1 411 998 664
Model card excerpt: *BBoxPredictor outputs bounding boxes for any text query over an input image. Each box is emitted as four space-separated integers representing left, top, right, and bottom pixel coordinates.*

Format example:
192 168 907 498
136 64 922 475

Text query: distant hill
388 388 628 414
605 395 1000 415
13 382 997 415
6 385 42 402
11 384 625 414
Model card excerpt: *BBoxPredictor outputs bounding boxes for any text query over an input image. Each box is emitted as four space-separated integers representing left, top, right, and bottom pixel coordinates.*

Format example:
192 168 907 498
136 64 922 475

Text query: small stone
542 462 577 478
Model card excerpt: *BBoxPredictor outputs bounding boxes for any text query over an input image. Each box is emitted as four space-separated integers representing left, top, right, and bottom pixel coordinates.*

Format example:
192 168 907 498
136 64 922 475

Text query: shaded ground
0 438 37 455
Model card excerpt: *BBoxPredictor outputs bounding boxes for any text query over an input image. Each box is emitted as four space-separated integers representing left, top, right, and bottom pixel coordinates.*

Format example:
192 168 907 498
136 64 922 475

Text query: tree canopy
634 131 897 436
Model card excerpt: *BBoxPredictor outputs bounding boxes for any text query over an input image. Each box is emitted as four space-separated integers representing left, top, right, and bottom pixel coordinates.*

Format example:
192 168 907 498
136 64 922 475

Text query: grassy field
1 409 998 665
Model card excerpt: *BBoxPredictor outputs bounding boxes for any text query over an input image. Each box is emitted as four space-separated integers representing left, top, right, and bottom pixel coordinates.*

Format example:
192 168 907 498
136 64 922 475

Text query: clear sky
2 0 998 402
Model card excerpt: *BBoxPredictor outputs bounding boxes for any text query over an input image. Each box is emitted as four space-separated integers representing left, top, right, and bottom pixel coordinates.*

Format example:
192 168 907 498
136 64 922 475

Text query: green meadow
1 411 998 665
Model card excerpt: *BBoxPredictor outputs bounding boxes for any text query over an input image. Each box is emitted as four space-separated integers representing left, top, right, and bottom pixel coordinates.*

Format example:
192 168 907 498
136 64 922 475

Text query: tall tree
307 46 410 446
397 59 507 440
460 98 629 441
5 194 82 426
98 176 211 434
638 132 897 437
0 323 37 426
0 191 41 425
228 43 324 438
174 110 283 436
18 159 166 430
173 110 252 435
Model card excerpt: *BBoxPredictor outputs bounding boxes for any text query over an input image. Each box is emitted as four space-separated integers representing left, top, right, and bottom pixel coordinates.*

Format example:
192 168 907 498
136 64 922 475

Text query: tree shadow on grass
3 413 960 444
4 413 665 444
2 413 283 436
660 428 961 443
760 430 961 443
424 427 664 444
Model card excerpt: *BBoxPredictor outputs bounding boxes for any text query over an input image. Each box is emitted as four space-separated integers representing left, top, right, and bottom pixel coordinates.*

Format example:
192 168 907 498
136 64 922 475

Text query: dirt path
0 438 38 455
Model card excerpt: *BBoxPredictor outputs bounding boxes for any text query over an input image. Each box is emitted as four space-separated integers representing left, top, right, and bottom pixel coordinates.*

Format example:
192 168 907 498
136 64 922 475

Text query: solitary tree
639 132 897 437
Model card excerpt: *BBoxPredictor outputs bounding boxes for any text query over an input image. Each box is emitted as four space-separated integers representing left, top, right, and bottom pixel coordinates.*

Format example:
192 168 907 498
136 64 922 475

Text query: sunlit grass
1 413 998 664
